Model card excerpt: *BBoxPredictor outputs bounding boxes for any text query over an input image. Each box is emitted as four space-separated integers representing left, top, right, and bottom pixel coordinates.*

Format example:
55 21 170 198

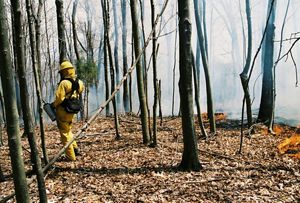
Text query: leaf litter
0 115 299 202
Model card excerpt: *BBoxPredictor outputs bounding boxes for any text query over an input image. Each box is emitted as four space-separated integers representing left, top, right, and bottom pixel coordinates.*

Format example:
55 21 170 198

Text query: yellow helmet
59 60 74 72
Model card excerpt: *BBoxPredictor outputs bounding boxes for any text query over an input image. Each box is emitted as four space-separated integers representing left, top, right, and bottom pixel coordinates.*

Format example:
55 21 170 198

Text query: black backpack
60 78 82 114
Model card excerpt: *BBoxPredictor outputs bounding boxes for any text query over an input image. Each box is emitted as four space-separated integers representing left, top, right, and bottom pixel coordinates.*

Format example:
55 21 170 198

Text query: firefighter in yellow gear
52 60 84 161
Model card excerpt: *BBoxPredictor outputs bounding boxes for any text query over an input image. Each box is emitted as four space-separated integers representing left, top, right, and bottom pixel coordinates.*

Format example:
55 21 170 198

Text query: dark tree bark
130 0 150 144
0 95 3 146
139 0 148 95
129 33 134 112
10 5 23 124
0 122 2 147
0 0 30 201
192 53 207 138
240 0 253 128
86 19 94 62
101 0 110 116
150 0 158 146
0 164 4 182
35 0 43 85
158 80 163 125
178 0 202 171
36 0 48 162
121 0 130 113
85 13 95 119
258 0 277 126
43 2 55 98
239 0 276 153
25 0 48 164
102 0 120 139
139 0 151 139
194 0 216 134
55 0 67 63
195 40 201 90
11 0 47 201
72 0 80 61
112 0 121 111
0 87 5 124
202 0 208 56
72 0 85 120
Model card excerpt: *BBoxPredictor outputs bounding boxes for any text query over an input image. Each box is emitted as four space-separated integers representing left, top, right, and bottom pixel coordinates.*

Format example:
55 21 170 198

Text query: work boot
56 155 69 162
74 148 81 156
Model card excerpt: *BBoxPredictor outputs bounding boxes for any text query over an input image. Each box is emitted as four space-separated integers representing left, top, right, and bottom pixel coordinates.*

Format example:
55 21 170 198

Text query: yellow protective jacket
53 78 84 109
53 71 84 161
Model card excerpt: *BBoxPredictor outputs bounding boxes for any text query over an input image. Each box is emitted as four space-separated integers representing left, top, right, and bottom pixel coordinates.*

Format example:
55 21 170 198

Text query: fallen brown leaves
0 115 299 202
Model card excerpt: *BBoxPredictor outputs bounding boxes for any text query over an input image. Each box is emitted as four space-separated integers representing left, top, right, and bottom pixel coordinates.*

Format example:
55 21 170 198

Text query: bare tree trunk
55 0 67 63
25 0 48 164
121 0 130 113
139 0 148 96
178 0 202 171
239 0 276 153
158 80 163 126
172 8 178 117
194 0 216 134
129 33 134 112
11 8 23 123
43 2 55 99
195 40 201 86
72 0 80 61
0 94 3 146
101 0 110 116
0 123 2 147
103 0 120 139
11 0 47 201
150 0 158 146
35 0 43 84
0 87 5 124
139 0 151 138
36 0 48 162
97 36 104 103
192 53 207 138
130 0 150 144
0 164 4 181
0 1 30 200
112 0 121 111
258 0 277 126
239 0 253 129
85 7 95 119
72 0 85 120
202 0 208 56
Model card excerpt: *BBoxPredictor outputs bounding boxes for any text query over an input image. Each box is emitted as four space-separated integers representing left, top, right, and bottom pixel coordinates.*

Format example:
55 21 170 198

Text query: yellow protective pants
56 106 78 161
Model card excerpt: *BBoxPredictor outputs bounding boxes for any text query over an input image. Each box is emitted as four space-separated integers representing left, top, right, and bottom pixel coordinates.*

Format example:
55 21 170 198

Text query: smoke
41 0 300 126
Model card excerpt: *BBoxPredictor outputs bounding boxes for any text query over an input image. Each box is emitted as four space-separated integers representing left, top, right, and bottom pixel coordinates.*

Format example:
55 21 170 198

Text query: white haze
42 0 300 126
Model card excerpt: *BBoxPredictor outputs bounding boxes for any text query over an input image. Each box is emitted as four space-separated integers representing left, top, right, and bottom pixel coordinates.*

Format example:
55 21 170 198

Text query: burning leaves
278 133 300 158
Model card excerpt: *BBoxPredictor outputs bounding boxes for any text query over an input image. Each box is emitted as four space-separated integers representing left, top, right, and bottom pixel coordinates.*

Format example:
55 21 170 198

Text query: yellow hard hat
59 60 74 72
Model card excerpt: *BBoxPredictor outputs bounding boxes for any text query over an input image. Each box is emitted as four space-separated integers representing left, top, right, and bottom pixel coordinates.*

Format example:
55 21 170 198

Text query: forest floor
0 114 299 202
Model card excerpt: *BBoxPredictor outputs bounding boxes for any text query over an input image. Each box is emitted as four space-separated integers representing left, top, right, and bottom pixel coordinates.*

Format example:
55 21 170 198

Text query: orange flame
201 112 227 121
278 133 300 158
273 125 284 135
